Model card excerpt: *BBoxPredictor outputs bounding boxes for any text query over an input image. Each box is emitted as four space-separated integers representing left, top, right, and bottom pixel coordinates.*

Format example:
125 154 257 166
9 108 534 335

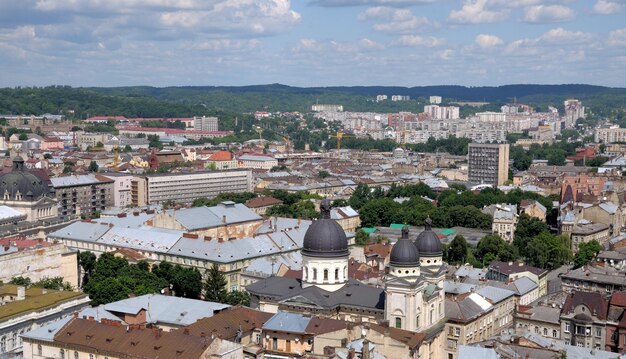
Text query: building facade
468 143 510 187
51 174 114 218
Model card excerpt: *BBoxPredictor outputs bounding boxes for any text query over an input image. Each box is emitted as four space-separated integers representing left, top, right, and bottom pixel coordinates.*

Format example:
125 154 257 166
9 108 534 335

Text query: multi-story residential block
391 95 410 101
482 204 518 242
561 264 626 295
445 293 495 359
330 205 361 232
515 305 562 340
130 169 252 205
376 94 388 102
596 125 626 144
569 222 611 252
51 174 114 218
311 104 343 112
468 143 510 187
100 173 133 208
244 196 283 215
0 285 90 355
560 291 608 351
237 154 278 170
486 261 548 297
429 96 442 104
519 199 547 221
193 116 219 131
564 99 585 128
424 105 459 120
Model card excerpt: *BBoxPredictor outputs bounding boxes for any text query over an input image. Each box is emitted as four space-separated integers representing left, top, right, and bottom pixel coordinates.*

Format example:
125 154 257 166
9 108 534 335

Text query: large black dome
390 227 420 267
415 218 442 257
0 157 51 201
302 199 349 258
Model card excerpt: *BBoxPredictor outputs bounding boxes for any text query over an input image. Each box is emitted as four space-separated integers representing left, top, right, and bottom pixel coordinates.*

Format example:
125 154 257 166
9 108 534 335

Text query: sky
0 0 625 88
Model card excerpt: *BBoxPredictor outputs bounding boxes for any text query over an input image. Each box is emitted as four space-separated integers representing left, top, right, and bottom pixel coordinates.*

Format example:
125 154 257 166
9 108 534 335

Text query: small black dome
302 199 348 258
302 219 349 258
390 226 419 267
0 157 50 201
415 218 442 257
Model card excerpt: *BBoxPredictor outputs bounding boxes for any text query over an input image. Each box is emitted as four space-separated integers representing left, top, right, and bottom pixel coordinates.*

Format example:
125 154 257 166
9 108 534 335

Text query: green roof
389 223 406 229
361 227 376 234
0 285 88 321
437 228 455 236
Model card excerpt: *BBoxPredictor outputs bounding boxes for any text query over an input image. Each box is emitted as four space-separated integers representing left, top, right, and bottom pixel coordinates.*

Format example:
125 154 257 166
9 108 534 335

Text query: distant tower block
429 96 442 104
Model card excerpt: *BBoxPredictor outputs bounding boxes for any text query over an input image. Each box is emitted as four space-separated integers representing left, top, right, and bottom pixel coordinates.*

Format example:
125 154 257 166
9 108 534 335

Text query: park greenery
9 276 73 291
78 252 249 306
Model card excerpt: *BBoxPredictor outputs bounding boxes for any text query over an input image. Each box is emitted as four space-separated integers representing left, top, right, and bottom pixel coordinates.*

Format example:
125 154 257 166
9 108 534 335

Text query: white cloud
392 34 445 47
310 0 435 7
435 49 454 60
523 5 575 23
593 0 622 15
475 34 503 48
359 6 435 33
608 28 626 46
448 0 509 24
539 28 592 44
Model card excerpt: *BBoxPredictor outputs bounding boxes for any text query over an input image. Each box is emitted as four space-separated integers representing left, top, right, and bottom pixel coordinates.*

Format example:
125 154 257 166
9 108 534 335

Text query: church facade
247 200 446 358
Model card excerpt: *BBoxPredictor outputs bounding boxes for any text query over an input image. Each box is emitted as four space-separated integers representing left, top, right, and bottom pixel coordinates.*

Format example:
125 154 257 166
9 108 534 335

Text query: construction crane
331 130 357 157
113 143 120 172
281 135 292 155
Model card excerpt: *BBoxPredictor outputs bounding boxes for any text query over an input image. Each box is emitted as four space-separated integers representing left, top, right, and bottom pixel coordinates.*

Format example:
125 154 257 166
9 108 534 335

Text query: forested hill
1 84 625 118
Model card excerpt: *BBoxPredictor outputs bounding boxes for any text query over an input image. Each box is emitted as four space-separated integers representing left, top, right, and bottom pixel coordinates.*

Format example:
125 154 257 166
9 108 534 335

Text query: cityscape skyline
0 0 625 87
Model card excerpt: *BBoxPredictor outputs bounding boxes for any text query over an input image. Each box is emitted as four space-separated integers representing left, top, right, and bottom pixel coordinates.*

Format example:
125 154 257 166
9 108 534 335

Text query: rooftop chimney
17 286 26 300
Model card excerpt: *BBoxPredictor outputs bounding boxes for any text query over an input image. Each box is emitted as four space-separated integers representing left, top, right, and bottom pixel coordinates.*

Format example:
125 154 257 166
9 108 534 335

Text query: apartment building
237 154 278 170
50 174 114 218
100 173 133 208
486 261 548 297
560 291 608 351
193 116 219 131
131 169 252 205
468 143 510 187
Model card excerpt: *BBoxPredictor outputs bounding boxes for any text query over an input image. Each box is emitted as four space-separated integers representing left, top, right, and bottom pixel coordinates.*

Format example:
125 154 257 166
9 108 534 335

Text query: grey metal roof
262 312 311 333
0 205 27 220
103 294 229 326
99 226 183 252
170 203 262 230
476 286 516 304
50 174 112 187
95 212 156 228
48 221 112 242
21 316 73 342
458 345 499 359
444 281 477 295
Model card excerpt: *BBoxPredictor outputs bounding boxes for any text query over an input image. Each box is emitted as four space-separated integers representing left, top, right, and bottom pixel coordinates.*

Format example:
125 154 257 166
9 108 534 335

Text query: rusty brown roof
182 306 273 340
54 318 211 359
244 196 283 208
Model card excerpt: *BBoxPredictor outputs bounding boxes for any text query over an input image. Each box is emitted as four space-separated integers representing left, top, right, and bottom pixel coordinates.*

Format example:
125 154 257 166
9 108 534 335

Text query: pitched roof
54 318 211 359
244 196 283 208
208 151 233 161
182 306 273 340
488 261 546 277
562 291 609 320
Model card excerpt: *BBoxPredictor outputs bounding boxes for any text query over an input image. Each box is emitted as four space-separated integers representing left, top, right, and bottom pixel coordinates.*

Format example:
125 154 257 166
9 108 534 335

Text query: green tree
153 262 203 299
10 276 32 287
525 232 572 270
63 162 74 174
513 214 550 257
225 290 250 306
78 251 97 286
474 235 517 266
33 277 73 291
18 133 28 140
348 183 371 210
574 240 602 268
358 197 403 227
88 161 99 172
318 170 330 178
43 153 52 159
124 145 133 152
204 263 227 303
96 141 104 148
355 229 370 246
447 235 469 264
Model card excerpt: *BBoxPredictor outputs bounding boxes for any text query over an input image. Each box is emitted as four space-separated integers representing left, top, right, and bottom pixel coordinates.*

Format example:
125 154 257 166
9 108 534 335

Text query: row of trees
9 276 73 291
78 252 249 306
443 214 601 270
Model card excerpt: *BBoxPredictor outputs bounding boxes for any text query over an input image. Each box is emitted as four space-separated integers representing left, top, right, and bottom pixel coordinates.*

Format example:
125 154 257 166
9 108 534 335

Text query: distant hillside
1 84 625 118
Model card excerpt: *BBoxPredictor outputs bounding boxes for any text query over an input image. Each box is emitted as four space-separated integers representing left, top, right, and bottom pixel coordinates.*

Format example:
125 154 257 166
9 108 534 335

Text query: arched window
334 268 339 282
395 317 402 329
75 351 79 359
543 328 548 336
323 269 329 281
303 267 307 280
552 330 557 338
313 268 317 281
0 337 5 353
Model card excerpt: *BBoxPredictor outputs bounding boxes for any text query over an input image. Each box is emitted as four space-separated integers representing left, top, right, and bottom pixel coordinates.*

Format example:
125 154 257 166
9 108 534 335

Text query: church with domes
247 200 446 335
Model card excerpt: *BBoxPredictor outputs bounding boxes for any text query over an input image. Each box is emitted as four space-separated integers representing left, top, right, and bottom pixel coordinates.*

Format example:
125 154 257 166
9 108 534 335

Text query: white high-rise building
429 96 442 104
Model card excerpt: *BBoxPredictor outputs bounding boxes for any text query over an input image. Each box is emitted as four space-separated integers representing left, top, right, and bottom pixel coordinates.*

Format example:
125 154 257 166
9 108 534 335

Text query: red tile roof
563 291 609 320
208 151 234 161
182 306 273 340
244 196 282 208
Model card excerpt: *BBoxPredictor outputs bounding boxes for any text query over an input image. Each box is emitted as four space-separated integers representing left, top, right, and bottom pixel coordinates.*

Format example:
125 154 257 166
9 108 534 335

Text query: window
256 334 262 344
272 338 278 350
38 345 42 356
75 351 79 359
395 317 402 329
535 327 539 334
553 330 557 338
89 354 94 359
335 268 339 281
0 337 5 353
313 269 317 281
596 328 602 337
323 269 328 281
455 328 461 337
447 339 457 350
61 349 65 359
565 322 570 333
543 328 548 336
